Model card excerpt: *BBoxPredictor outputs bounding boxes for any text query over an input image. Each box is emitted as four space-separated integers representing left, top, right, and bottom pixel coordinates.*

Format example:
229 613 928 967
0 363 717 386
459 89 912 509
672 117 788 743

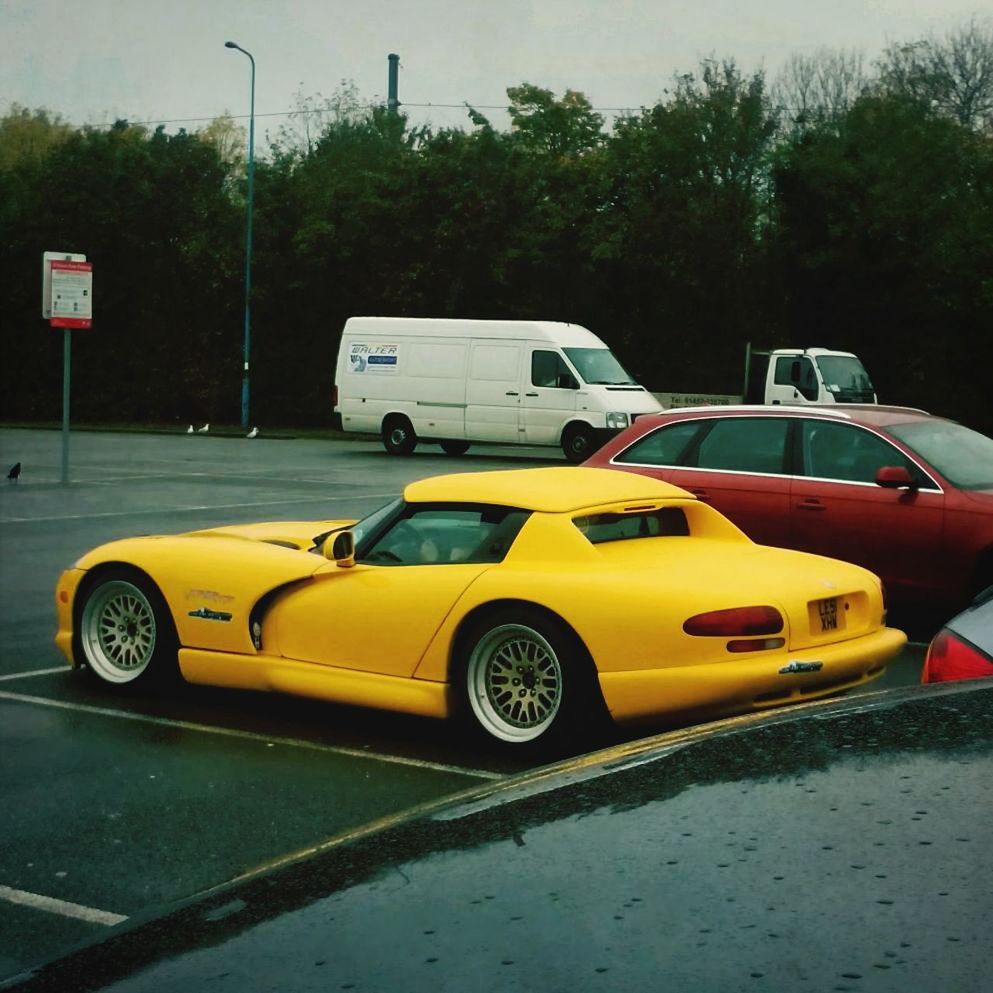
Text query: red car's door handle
797 498 826 511
690 488 713 503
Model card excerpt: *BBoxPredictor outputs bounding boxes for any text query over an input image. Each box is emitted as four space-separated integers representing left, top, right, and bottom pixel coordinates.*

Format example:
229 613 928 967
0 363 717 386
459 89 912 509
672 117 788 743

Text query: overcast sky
1 0 986 137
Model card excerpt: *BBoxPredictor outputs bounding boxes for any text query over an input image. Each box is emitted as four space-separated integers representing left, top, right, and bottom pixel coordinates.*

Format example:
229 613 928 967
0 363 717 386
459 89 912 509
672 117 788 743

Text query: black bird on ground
7 462 21 482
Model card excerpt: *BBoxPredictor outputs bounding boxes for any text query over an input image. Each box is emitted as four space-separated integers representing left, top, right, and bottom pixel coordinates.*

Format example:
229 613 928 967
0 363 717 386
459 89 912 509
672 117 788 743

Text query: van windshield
563 348 638 386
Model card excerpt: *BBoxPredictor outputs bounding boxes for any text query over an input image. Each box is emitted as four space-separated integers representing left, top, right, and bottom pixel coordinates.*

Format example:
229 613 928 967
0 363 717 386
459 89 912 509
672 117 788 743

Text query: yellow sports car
55 467 905 750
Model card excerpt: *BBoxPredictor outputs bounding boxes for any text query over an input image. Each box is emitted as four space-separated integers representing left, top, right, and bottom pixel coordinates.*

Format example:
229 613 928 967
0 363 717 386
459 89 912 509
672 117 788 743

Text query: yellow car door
272 561 491 678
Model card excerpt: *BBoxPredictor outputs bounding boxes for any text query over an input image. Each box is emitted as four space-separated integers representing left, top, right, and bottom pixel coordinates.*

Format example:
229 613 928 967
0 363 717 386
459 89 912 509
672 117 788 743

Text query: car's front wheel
460 607 600 751
76 569 178 688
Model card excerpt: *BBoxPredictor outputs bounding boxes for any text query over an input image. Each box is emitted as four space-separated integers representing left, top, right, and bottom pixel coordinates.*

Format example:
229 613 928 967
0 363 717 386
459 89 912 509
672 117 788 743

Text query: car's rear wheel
382 416 417 456
562 422 596 463
440 440 470 456
460 607 600 750
76 569 178 688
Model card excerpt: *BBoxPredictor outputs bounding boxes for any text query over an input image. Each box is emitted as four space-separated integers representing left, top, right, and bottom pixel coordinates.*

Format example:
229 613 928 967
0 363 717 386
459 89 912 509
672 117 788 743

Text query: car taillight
683 606 784 637
921 630 993 683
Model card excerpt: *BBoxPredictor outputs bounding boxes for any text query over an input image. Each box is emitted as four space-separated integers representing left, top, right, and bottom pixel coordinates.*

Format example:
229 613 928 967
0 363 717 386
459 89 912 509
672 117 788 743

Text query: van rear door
465 340 523 442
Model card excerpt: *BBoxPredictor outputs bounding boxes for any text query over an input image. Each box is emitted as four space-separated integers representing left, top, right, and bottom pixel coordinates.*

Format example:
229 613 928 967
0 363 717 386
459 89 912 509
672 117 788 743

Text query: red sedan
586 405 993 613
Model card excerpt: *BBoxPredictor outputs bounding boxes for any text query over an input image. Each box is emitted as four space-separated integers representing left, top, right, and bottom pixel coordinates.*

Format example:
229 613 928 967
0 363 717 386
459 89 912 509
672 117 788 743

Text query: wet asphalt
0 427 925 979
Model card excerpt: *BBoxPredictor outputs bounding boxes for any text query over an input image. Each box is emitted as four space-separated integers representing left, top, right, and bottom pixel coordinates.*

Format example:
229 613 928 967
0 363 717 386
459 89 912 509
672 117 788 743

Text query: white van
333 317 662 461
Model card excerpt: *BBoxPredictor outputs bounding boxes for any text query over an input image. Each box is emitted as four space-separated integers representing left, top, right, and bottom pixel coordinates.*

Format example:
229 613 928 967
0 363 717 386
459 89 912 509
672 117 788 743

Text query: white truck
332 317 662 461
655 346 878 409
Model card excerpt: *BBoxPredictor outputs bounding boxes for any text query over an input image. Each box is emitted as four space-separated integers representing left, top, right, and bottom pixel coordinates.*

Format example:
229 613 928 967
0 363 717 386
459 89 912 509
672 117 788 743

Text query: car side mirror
875 466 916 490
323 530 356 567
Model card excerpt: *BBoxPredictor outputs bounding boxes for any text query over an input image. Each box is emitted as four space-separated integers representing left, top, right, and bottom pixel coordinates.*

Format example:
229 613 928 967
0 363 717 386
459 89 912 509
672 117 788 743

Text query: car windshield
562 347 638 386
312 497 404 554
816 355 874 392
351 497 404 550
888 420 993 489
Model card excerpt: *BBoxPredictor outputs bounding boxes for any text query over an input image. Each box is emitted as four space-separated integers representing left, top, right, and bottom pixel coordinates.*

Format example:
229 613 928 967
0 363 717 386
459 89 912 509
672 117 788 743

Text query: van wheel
382 416 417 456
562 423 597 463
440 440 470 456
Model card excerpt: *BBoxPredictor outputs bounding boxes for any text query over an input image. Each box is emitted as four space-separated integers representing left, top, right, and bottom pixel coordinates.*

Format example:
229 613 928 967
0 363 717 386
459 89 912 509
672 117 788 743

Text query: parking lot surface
0 427 924 979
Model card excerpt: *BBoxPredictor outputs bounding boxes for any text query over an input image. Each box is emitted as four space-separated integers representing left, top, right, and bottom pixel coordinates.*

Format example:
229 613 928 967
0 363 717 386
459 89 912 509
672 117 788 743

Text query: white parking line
1 491 399 524
0 689 503 781
0 667 67 682
0 885 127 926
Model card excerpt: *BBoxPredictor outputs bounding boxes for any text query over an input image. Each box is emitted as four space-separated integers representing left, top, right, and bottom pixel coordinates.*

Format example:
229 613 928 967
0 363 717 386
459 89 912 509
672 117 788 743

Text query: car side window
773 356 818 401
773 356 797 385
801 421 917 484
690 417 790 474
613 420 703 466
573 508 690 544
360 505 529 566
531 350 577 390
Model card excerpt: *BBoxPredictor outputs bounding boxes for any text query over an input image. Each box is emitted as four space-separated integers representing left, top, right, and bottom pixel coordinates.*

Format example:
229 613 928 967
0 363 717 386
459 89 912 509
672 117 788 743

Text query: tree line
2 19 991 436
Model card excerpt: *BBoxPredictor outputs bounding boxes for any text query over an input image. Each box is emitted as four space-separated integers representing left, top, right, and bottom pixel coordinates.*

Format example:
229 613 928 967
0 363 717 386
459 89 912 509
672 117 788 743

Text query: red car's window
888 420 993 490
613 420 703 466
691 417 790 474
800 421 921 484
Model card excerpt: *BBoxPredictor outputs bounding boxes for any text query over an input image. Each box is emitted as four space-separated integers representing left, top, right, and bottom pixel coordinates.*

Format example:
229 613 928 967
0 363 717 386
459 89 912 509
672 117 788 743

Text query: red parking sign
50 259 93 328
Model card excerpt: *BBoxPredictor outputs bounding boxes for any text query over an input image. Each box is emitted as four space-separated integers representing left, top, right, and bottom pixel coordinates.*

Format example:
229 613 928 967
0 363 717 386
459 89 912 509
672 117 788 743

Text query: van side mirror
875 466 916 490
323 530 356 566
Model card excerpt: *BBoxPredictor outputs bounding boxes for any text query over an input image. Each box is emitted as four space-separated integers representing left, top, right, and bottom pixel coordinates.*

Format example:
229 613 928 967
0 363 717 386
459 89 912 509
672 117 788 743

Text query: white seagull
246 426 259 439
186 424 194 434
197 423 210 434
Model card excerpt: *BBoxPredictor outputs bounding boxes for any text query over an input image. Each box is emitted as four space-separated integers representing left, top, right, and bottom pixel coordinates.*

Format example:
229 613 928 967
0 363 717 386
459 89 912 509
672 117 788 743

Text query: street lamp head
224 40 239 49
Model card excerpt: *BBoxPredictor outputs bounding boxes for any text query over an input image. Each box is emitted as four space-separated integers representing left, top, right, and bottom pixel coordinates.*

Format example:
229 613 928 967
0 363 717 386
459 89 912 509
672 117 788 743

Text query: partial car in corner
921 585 993 683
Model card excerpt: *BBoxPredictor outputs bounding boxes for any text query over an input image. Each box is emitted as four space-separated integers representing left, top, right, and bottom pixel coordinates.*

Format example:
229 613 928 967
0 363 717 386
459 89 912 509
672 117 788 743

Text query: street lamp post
225 40 255 431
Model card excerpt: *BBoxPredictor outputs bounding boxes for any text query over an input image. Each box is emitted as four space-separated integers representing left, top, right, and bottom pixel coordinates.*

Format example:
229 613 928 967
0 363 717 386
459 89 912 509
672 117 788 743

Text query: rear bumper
599 626 907 724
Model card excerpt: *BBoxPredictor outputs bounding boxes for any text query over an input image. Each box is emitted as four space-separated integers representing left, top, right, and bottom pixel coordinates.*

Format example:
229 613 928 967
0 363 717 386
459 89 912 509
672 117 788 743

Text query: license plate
816 597 839 632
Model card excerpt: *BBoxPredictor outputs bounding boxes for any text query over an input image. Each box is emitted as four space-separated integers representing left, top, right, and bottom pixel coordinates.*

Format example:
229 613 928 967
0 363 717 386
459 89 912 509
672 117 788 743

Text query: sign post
42 252 92 485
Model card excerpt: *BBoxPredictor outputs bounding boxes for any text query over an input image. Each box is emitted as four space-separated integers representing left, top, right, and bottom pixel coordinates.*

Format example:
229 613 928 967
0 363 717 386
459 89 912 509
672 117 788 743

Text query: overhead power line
68 99 642 130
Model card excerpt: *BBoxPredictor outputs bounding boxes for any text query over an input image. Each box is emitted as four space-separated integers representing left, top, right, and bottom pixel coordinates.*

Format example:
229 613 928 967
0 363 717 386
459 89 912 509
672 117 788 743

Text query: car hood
71 523 357 656
187 519 357 550
961 486 993 507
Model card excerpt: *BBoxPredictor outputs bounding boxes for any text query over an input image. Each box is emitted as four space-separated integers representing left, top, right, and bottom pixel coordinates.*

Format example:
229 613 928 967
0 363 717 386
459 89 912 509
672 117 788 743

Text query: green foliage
0 104 73 171
2 38 991 437
591 61 780 389
0 120 241 423
772 92 993 428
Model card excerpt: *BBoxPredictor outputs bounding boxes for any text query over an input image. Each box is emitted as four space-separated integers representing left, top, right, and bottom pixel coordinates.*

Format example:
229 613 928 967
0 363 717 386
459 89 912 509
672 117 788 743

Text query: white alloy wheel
466 622 563 743
80 579 158 684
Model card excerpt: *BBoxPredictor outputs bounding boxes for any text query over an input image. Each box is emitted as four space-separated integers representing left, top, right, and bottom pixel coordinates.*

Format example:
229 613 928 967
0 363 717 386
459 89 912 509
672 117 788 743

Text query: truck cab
757 348 877 405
